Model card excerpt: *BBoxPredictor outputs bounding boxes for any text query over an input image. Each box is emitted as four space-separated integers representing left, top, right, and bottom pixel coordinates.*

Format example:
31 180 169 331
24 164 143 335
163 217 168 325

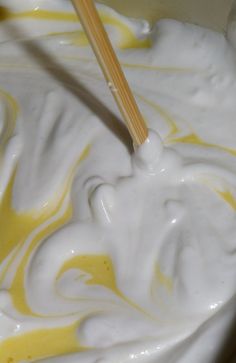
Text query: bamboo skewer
71 0 148 146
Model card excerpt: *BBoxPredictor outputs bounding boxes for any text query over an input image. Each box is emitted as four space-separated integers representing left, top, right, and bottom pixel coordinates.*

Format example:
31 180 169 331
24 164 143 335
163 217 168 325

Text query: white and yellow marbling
0 1 236 362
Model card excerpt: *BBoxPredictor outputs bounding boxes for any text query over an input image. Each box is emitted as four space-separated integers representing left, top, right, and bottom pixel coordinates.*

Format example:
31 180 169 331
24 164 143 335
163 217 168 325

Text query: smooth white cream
0 1 236 362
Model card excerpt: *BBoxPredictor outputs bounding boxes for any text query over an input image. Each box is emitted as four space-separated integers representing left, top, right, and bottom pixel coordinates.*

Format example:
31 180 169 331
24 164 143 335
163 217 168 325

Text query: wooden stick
71 0 148 146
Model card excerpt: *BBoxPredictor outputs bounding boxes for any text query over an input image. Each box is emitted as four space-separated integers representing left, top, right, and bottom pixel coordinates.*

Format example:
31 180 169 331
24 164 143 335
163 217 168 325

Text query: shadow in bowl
0 10 133 153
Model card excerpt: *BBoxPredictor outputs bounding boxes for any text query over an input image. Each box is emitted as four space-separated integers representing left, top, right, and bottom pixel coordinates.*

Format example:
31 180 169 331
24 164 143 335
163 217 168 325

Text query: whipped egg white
0 1 236 362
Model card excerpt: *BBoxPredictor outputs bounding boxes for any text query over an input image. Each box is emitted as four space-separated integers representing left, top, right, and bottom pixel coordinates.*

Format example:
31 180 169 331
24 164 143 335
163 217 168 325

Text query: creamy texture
0 1 236 362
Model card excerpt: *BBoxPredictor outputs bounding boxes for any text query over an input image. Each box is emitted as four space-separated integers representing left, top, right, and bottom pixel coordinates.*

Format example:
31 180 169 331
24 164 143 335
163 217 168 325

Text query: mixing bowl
98 0 234 31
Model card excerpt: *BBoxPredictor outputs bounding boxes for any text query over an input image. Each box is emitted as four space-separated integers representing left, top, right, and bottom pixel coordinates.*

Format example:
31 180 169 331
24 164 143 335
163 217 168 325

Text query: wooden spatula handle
71 0 148 146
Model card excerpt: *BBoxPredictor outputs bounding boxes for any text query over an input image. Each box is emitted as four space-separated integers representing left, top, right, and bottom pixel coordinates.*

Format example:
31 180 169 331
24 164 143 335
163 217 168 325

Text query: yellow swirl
0 6 151 49
0 146 90 362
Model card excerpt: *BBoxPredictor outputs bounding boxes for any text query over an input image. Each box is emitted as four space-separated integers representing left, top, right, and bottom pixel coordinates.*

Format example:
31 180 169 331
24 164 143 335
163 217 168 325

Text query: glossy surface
0 1 236 362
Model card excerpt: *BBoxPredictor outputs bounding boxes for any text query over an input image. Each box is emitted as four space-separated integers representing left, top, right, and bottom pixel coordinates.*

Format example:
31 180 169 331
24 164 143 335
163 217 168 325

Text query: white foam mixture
0 1 236 362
